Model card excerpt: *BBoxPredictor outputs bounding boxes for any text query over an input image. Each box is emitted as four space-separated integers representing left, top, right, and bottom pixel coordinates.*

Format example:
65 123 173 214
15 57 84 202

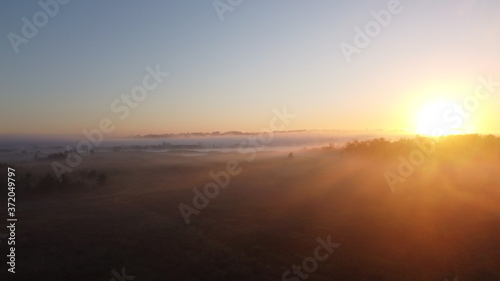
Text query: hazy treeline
337 134 500 159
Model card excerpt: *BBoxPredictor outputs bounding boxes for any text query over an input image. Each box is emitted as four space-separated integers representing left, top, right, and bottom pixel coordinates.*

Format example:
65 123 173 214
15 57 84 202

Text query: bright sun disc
416 101 464 136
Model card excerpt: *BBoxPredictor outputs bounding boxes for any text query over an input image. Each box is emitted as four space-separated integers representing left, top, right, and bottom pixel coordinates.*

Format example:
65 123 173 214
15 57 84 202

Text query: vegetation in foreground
0 134 499 281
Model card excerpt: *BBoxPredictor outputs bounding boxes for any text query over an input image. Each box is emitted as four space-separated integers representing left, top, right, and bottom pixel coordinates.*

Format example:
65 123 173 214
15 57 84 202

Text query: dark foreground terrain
1 135 500 281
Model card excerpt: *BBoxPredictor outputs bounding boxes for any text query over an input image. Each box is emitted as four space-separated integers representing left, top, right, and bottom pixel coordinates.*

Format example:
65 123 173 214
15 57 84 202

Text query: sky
1 0 499 137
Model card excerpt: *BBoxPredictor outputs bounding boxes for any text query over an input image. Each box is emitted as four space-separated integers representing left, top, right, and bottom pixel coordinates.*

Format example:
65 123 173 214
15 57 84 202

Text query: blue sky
1 0 499 136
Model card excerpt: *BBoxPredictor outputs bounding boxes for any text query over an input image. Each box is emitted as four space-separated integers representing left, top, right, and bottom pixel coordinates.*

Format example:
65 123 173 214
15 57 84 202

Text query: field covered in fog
1 135 499 280
3 0 500 280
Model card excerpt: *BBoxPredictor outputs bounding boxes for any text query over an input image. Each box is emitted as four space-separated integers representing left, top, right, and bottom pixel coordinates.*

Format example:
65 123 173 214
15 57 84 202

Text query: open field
3 1 500 279
1 135 499 280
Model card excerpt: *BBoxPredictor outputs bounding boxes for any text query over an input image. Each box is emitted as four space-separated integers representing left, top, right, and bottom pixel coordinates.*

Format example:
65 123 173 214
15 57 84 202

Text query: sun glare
415 101 467 136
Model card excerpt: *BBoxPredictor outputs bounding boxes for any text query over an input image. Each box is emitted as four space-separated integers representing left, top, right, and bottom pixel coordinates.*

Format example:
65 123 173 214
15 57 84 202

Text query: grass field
1 135 500 280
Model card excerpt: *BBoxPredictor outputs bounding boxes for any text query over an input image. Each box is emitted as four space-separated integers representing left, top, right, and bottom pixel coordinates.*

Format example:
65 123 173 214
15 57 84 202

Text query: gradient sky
1 0 499 136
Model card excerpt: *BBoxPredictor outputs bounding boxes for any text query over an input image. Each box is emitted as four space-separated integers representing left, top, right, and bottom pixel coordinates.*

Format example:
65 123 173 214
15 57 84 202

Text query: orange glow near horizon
414 100 484 137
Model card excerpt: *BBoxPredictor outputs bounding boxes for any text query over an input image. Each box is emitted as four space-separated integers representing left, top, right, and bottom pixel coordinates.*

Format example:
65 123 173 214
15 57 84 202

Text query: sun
415 100 467 136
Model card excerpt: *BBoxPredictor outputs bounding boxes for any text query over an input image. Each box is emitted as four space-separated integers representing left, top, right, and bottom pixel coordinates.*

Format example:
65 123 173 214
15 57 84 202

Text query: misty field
1 135 500 281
